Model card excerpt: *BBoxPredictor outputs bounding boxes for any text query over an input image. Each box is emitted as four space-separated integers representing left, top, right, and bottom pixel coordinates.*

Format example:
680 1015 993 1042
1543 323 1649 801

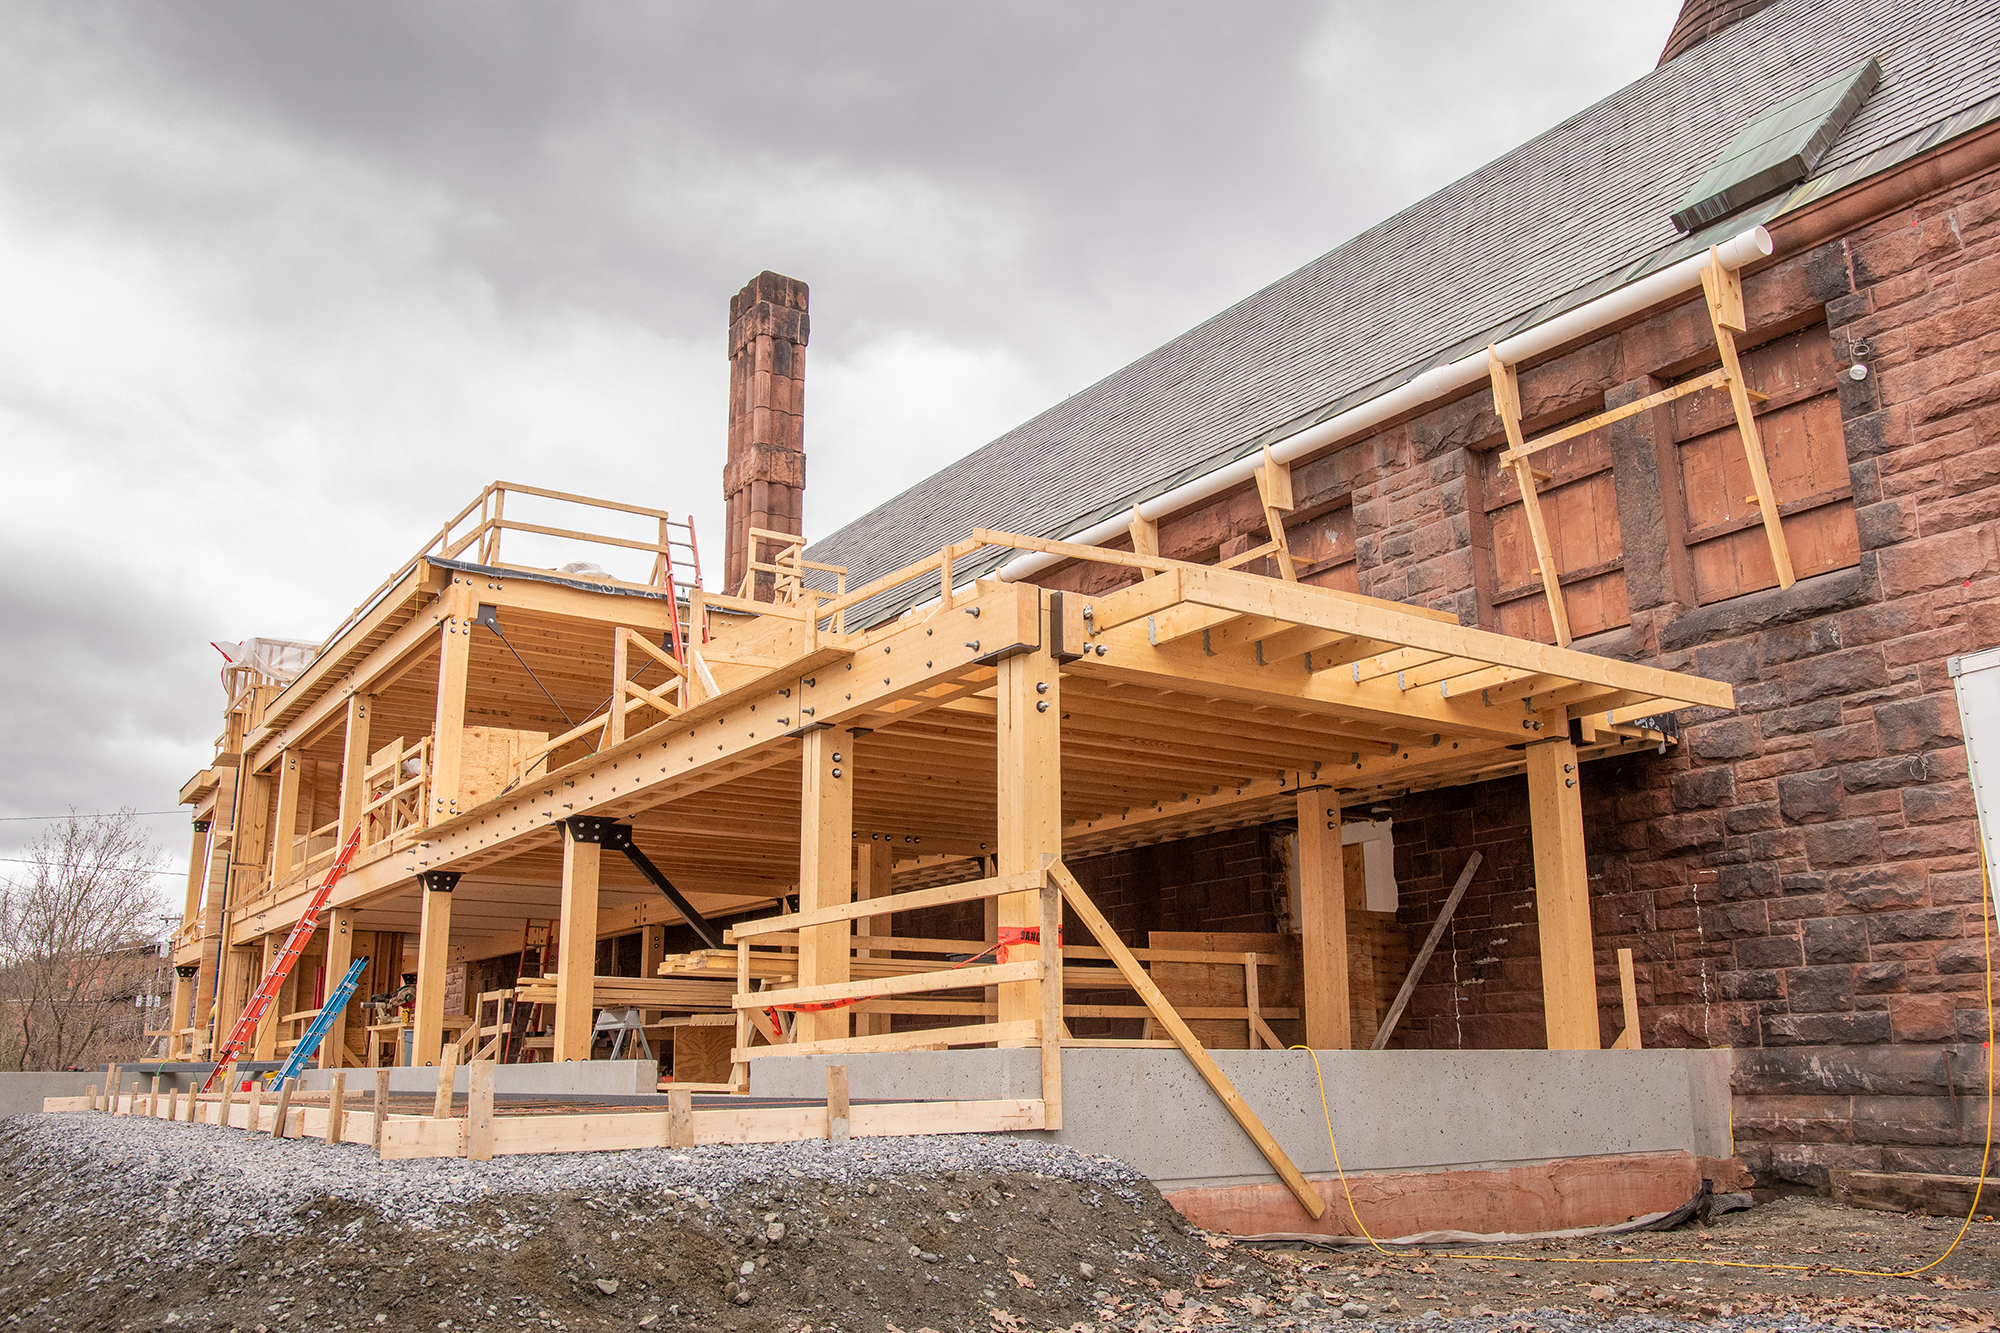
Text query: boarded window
1484 423 1630 644
1290 504 1359 593
1672 324 1857 602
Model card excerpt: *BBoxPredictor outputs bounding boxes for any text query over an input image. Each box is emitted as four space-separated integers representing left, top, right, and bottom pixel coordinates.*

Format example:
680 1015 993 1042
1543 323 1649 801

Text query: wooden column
1297 789 1352 1049
252 935 282 1060
411 874 457 1066
169 968 196 1055
320 908 357 1069
271 751 302 882
430 585 474 827
796 728 854 1045
338 694 373 845
1528 733 1598 1048
854 838 894 1037
182 821 210 923
236 768 271 888
555 822 602 1061
995 642 1060 1030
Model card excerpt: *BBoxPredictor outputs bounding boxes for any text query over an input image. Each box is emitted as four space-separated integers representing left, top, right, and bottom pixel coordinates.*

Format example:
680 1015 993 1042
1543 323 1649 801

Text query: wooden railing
361 736 430 846
316 481 701 656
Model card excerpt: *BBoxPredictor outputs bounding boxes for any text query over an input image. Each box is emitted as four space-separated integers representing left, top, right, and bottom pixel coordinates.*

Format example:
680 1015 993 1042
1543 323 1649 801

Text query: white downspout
992 225 1772 584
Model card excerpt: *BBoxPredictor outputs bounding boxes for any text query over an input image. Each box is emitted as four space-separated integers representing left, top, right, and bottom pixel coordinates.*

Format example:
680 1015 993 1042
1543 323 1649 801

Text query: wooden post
430 585 474 827
667 1087 693 1148
1528 733 1598 1049
466 1060 495 1160
730 938 752 1094
372 1069 391 1155
85 1084 98 1112
432 1044 460 1118
1296 790 1351 1049
338 694 373 846
853 839 894 1037
271 751 302 882
219 1065 237 1128
246 1077 264 1130
251 934 284 1061
320 908 357 1069
182 821 210 924
796 728 854 1046
103 1064 119 1114
1038 861 1064 1130
556 822 602 1062
270 1076 295 1137
236 768 272 892
995 637 1061 1032
325 1072 347 1144
412 876 456 1066
827 1064 850 1141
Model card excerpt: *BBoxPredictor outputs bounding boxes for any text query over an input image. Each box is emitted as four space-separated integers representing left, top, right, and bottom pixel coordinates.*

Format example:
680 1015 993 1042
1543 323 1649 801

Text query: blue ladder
268 958 370 1087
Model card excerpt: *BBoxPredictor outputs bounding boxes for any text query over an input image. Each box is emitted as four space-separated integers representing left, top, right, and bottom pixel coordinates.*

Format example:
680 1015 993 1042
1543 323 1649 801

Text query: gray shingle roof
808 0 2000 615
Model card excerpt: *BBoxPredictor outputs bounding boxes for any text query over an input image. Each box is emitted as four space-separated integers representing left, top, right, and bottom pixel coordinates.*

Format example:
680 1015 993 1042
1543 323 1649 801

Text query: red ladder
200 826 363 1092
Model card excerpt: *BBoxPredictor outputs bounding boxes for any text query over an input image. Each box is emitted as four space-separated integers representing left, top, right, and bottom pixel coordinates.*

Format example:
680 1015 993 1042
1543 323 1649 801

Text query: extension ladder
265 957 369 1087
200 826 363 1092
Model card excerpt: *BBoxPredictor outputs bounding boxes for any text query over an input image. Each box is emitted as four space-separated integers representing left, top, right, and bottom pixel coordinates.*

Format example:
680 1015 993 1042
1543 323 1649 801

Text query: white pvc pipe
994 225 1773 583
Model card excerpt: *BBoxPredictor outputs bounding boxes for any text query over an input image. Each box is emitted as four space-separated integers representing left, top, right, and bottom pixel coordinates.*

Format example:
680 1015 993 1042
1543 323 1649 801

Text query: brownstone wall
1038 150 2000 1182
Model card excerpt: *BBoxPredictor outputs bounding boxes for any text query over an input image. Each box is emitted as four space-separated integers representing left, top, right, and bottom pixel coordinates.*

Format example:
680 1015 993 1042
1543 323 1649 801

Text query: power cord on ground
1290 851 1995 1280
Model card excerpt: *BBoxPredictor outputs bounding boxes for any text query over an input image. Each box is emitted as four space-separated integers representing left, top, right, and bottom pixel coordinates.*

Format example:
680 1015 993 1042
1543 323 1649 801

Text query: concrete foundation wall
297 1060 656 1097
751 1047 1733 1193
0 1073 103 1120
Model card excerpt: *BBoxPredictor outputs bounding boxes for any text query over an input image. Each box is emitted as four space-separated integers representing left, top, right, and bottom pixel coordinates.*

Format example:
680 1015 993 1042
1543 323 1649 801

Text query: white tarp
1949 647 2000 920
211 637 319 699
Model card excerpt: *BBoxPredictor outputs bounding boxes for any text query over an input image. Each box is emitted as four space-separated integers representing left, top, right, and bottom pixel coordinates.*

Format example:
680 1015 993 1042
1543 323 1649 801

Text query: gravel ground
2 1113 1995 1333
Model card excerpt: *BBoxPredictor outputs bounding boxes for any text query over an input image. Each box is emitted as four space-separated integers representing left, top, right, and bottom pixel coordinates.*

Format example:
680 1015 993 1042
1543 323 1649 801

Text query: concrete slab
296 1060 656 1097
750 1047 1734 1193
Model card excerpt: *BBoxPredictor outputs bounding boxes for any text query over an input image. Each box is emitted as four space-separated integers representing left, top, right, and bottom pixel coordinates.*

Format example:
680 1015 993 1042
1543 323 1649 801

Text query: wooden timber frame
158 478 1734 1196
1488 245 1792 647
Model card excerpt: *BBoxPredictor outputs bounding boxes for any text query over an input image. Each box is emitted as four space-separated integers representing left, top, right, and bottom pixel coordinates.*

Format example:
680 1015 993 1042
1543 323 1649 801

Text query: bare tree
0 810 173 1070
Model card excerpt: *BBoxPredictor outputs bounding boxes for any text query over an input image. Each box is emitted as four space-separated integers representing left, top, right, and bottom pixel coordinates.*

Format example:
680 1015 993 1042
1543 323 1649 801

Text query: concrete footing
752 1046 1739 1232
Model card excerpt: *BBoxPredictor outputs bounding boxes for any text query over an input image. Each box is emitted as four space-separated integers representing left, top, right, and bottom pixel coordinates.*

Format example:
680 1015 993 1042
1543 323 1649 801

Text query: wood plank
1373 851 1481 1050
1829 1170 1996 1219
739 960 1042 1010
466 1060 495 1160
1489 349 1573 647
1051 861 1325 1220
734 1019 1037 1062
1612 947 1642 1050
727 872 1041 939
1702 252 1795 590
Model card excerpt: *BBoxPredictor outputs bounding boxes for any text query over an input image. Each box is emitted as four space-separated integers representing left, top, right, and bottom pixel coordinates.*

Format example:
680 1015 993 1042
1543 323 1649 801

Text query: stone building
805 0 2000 1183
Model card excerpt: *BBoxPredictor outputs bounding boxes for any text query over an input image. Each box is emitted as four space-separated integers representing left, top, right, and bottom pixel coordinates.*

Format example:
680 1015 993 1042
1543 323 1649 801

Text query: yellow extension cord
1291 852 1995 1281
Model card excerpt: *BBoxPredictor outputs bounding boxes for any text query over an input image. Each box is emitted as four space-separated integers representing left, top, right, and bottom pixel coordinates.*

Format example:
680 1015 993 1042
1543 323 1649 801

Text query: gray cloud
0 0 1680 878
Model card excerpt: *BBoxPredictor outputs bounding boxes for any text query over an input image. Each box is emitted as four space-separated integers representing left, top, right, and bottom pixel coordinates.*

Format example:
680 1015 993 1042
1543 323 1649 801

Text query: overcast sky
0 0 1682 889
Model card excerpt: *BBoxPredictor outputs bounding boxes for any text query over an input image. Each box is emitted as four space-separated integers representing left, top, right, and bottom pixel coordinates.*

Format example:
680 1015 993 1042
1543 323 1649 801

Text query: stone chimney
1657 0 1778 65
723 271 809 598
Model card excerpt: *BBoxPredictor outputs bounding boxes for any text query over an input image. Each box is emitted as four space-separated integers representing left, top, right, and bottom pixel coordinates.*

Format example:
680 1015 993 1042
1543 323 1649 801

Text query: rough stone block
1803 818 1883 868
1671 766 1736 810
1829 862 1929 911
1778 768 1843 823
1868 908 1962 944
1803 916 1871 964
1875 693 1963 753
1736 935 1804 969
1839 754 1926 792
1687 717 1760 760
1764 1012 1892 1044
